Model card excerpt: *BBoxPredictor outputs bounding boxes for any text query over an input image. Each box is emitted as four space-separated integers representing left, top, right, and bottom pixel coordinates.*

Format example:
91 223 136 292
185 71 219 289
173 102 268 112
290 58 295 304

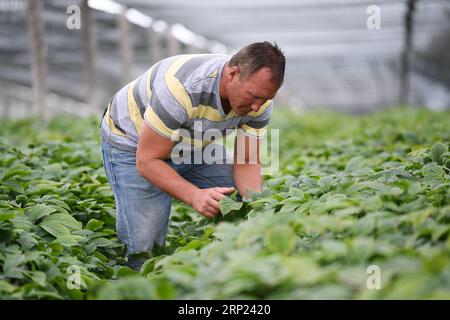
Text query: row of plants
0 107 449 299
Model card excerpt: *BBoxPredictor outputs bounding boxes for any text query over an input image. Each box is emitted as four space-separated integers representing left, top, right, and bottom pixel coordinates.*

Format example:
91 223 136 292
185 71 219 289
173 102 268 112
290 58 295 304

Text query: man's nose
251 102 262 112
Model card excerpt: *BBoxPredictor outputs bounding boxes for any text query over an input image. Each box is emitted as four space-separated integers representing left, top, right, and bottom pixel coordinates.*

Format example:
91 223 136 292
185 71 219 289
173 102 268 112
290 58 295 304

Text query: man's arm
232 130 263 200
136 124 234 218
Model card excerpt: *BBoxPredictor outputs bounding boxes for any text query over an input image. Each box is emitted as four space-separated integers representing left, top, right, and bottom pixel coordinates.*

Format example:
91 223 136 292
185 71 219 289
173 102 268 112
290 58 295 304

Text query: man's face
227 67 279 116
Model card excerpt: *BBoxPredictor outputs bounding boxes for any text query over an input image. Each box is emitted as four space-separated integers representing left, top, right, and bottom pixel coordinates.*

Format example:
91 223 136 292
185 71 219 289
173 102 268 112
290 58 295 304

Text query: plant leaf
40 220 71 238
219 196 243 215
430 143 446 165
266 225 297 255
28 204 57 223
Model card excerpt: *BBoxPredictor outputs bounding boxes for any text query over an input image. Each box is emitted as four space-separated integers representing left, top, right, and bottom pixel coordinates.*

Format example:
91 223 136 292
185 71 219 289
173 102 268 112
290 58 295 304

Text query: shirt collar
215 57 233 118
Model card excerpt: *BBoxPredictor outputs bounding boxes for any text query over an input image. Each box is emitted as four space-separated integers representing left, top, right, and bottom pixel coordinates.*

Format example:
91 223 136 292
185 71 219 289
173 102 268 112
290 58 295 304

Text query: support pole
118 6 134 83
147 28 163 65
399 0 417 105
81 0 98 112
167 28 182 56
26 0 47 119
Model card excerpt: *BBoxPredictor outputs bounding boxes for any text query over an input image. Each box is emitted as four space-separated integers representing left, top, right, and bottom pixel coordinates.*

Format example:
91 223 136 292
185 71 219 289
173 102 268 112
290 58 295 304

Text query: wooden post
186 44 203 54
147 28 163 65
26 0 47 119
2 86 11 119
167 28 182 56
118 6 134 83
399 0 417 105
81 0 98 112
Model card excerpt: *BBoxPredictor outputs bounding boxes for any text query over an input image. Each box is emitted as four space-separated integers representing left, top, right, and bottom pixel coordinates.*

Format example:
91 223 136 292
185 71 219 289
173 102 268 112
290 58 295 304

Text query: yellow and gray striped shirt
101 54 273 152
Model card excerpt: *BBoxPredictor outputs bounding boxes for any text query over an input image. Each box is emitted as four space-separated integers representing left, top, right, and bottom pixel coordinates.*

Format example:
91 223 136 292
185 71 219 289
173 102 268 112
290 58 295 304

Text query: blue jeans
100 139 236 270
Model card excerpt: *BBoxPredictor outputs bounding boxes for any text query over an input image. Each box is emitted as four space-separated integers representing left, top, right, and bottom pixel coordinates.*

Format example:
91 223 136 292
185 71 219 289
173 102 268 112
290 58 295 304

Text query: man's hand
191 187 235 218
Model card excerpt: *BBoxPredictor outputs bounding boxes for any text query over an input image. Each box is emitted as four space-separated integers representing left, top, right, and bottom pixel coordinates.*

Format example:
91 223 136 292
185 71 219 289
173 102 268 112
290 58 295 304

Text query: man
100 41 285 270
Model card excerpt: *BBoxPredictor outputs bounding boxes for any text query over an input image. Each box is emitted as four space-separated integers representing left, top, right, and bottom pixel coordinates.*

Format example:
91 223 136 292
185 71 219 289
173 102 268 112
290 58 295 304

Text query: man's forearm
137 159 198 206
232 163 263 199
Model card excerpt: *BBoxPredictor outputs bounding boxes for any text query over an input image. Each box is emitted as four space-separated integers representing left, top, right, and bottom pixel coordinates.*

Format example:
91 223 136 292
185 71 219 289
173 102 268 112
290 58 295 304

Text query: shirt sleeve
143 73 188 140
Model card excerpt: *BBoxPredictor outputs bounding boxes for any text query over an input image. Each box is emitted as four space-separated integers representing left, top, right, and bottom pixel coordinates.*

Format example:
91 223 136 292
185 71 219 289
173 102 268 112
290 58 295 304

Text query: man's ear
229 65 239 79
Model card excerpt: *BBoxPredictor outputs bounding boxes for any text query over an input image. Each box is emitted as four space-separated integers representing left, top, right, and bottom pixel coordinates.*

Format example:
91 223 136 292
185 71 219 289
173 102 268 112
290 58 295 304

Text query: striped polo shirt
100 54 273 153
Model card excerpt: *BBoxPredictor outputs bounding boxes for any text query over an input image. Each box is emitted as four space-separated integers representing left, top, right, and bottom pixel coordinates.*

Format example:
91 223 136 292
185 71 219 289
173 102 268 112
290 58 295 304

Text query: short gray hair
228 41 286 87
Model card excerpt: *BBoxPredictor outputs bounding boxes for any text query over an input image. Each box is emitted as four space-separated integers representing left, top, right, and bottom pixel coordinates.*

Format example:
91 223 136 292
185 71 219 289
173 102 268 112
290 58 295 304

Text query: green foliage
0 116 125 299
0 107 449 299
